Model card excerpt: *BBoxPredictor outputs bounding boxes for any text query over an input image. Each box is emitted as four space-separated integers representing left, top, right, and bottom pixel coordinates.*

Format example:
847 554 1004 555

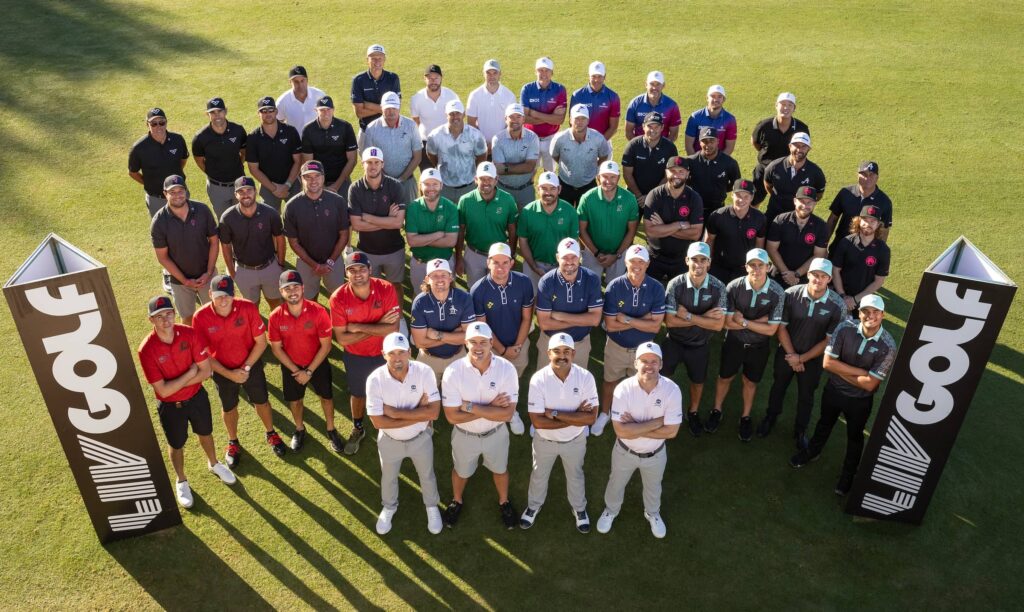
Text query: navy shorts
341 352 386 398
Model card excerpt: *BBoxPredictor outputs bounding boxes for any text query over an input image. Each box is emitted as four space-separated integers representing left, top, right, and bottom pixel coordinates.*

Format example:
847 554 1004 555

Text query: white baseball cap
809 258 833 277
777 92 797 105
624 244 650 262
687 241 712 259
488 243 513 259
859 294 886 312
646 70 665 84
570 104 590 120
790 132 811 148
746 248 770 265
483 59 501 72
476 161 497 179
382 332 410 353
419 167 443 185
707 84 726 98
362 147 384 162
548 332 575 350
589 61 606 76
598 160 620 176
367 44 386 56
535 56 554 71
505 102 525 117
556 238 581 259
445 99 465 115
381 91 401 110
426 258 452 275
636 342 663 360
466 321 493 340
538 172 560 187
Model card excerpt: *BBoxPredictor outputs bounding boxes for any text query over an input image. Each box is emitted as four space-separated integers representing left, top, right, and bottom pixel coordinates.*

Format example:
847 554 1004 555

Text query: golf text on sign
846 238 1016 524
3 235 181 543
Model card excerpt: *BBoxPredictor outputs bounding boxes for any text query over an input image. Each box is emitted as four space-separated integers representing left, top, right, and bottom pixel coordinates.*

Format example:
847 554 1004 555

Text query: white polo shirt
276 85 327 131
610 375 683 453
527 364 599 442
366 361 439 441
409 86 460 141
441 354 519 434
466 83 517 143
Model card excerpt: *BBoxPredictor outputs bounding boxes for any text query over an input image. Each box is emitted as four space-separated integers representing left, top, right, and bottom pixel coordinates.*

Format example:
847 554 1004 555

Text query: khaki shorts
234 260 283 304
417 347 466 384
451 424 510 478
363 247 406 286
603 337 638 382
504 337 531 377
536 333 591 368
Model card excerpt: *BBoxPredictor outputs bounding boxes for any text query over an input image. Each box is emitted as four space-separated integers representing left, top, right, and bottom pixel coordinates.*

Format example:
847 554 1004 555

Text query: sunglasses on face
149 120 167 126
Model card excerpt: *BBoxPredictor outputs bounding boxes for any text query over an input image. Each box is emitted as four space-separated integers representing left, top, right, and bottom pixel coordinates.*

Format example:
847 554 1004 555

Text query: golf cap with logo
234 176 256 191
420 167 443 185
746 248 770 265
344 251 371 269
301 160 324 175
535 56 554 71
858 160 880 175
476 161 497 179
466 321 493 340
362 147 384 162
505 102 525 117
488 243 513 259
258 96 276 110
147 108 166 120
538 171 560 187
636 342 663 359
643 111 664 125
699 126 717 141
860 204 882 220
445 99 465 115
625 244 650 262
548 332 575 351
808 258 833 277
687 241 712 259
777 92 797 105
589 61 606 76
427 258 452 274
148 295 174 316
163 175 186 191
666 156 691 170
279 270 303 288
483 59 501 72
790 132 812 148
647 70 665 84
210 274 235 297
289 65 308 79
732 178 755 194
570 104 590 120
206 97 226 112
796 186 817 200
557 238 581 259
382 332 410 353
859 294 886 312
315 95 334 109
367 44 386 56
424 64 443 76
599 160 620 176
381 91 401 110
707 84 726 98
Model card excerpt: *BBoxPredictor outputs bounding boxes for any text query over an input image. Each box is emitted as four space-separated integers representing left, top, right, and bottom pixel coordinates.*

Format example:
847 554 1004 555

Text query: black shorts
709 263 745 286
718 334 770 383
157 387 213 450
341 352 386 398
660 338 711 384
648 256 686 285
211 360 269 410
281 360 333 402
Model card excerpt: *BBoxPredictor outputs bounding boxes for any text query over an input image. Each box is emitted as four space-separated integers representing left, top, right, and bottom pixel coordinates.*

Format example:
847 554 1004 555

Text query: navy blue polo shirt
724 275 785 345
832 234 891 298
351 70 402 130
780 285 847 353
825 319 897 398
664 272 728 346
767 212 829 272
828 184 893 246
410 288 475 358
603 274 666 348
470 271 535 347
536 267 604 341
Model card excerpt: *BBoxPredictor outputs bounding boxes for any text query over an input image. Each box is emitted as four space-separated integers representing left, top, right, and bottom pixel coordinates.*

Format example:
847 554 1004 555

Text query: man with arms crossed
283 160 350 300
219 176 286 310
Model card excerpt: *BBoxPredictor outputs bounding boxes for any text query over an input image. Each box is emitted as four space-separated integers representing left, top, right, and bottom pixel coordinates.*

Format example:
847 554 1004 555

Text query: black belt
208 178 237 188
617 439 664 458
458 425 502 438
161 391 202 409
540 430 585 444
498 181 532 190
448 182 473 189
235 258 276 270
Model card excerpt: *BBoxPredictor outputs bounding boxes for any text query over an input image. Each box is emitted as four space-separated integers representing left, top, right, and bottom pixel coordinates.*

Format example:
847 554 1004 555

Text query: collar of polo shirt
686 273 710 291
801 284 829 304
743 275 770 295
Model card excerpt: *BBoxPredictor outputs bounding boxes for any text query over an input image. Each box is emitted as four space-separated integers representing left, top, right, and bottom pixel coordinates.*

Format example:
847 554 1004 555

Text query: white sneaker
376 507 397 535
175 480 194 508
510 411 525 435
644 512 667 539
591 412 610 436
209 462 237 485
596 508 617 534
529 425 536 438
426 506 443 535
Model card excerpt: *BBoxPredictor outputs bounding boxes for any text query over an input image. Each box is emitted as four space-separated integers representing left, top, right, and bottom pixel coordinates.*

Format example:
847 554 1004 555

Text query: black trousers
807 382 874 477
765 348 823 432
561 179 596 207
751 163 769 206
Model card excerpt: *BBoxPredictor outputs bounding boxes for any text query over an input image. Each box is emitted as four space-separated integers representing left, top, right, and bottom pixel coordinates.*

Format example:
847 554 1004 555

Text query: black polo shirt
723 276 785 345
686 151 741 210
642 184 704 263
218 203 283 267
825 319 897 398
705 206 767 273
348 176 407 255
832 234 891 298
151 201 217 282
351 70 402 129
621 135 677 195
283 190 350 263
191 121 247 183
750 116 810 168
300 118 358 182
780 285 847 353
663 272 728 346
128 132 190 196
828 184 893 246
767 212 829 272
245 122 302 184
764 157 826 220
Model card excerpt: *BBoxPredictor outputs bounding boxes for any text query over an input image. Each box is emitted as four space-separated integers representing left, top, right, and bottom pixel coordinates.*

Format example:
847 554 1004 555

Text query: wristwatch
551 410 560 420
741 319 749 328
623 315 633 324
684 312 693 322
243 364 251 373
304 368 312 376
325 258 335 268
464 403 474 413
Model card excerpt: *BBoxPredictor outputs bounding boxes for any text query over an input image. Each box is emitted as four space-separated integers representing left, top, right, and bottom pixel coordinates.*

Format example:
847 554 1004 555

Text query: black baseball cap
666 156 691 170
698 126 716 141
315 95 334 109
289 65 307 79
210 275 235 297
258 96 276 110
425 64 443 76
206 97 226 112
643 112 664 125
858 160 879 175
279 270 303 288
344 251 371 268
234 176 256 191
163 175 186 191
732 179 755 194
796 186 817 200
148 295 174 316
147 107 166 120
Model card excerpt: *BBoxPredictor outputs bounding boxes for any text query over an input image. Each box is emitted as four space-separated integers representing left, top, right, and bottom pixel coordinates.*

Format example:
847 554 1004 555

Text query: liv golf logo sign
846 239 1016 524
4 235 180 542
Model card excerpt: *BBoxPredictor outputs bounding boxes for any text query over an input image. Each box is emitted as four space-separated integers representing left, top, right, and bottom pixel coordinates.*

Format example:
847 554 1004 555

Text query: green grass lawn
2 0 1023 609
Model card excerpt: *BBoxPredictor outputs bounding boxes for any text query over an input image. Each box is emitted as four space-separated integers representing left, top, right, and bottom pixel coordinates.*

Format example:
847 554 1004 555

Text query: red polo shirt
192 298 265 369
329 278 398 356
138 325 209 402
268 299 332 367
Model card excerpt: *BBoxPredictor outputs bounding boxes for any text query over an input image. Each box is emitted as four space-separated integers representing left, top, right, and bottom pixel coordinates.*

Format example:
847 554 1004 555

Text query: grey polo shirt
550 127 612 188
723 275 786 345
151 201 217 282
491 128 540 189
348 176 407 255
780 285 847 353
664 272 728 346
282 190 350 263
825 319 897 398
425 124 487 187
218 203 283 267
363 115 422 178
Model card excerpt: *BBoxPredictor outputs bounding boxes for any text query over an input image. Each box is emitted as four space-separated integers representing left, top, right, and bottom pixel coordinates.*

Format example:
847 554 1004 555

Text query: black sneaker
793 428 808 451
789 448 820 468
327 429 345 453
835 473 855 496
704 409 723 434
344 427 366 456
443 500 463 528
738 417 753 442
500 501 517 530
290 428 306 452
267 432 287 457
686 412 703 437
756 414 777 438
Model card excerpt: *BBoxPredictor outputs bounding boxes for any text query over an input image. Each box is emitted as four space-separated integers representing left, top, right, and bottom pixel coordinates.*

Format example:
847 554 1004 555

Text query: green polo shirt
406 196 459 261
517 199 580 265
458 189 518 253
577 186 639 254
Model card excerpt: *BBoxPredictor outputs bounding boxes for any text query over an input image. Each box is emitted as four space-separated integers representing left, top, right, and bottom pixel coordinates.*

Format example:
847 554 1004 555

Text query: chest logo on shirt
256 222 264 230
234 318 245 327
717 171 727 179
558 218 564 225
572 387 579 394
229 137 237 143
190 219 197 226
157 355 168 363
654 398 662 406
760 298 770 305
746 228 757 239
702 294 712 301
331 135 339 141
279 324 290 331
411 384 417 391
865 255 878 267
449 304 458 314
280 138 289 144
801 178 810 185
207 325 220 334
489 381 496 389
804 233 816 245
486 301 494 309
616 205 622 212
373 300 382 309
617 300 625 308
495 207 503 214
169 149 178 155
528 98 540 104
178 341 190 352
303 321 314 329
678 206 690 217
869 346 878 353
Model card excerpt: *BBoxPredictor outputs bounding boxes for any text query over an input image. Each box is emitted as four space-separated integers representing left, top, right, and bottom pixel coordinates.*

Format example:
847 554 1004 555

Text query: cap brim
149 307 174 316
210 290 233 298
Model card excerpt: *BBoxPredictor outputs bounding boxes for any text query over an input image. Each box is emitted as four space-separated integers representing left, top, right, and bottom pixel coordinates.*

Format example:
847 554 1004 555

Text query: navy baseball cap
666 156 691 170
210 275 235 297
147 107 166 120
858 160 879 175
279 270 303 288
344 251 371 268
234 176 256 191
795 186 817 200
698 126 717 141
258 96 276 110
206 97 226 112
148 295 174 316
289 65 307 79
163 175 186 191
732 179 755 194
643 112 664 125
315 95 334 109
425 64 443 76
